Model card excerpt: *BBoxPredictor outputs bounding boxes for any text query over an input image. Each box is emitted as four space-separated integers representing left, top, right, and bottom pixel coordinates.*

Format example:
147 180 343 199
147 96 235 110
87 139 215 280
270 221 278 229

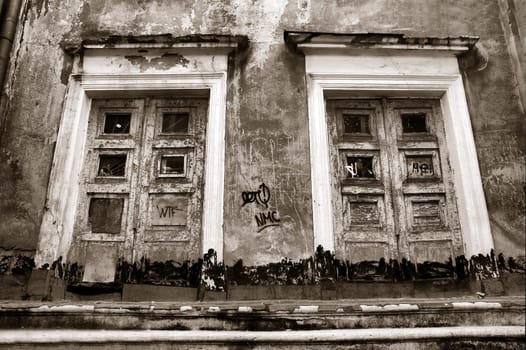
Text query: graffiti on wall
254 211 280 231
242 183 281 232
242 182 271 208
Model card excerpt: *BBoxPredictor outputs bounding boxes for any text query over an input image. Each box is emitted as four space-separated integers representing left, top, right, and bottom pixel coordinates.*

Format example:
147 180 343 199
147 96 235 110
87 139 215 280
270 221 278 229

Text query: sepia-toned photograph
0 0 524 348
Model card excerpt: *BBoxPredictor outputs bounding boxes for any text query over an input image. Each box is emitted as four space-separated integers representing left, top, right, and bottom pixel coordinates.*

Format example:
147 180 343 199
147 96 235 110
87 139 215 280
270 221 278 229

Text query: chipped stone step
1 298 521 332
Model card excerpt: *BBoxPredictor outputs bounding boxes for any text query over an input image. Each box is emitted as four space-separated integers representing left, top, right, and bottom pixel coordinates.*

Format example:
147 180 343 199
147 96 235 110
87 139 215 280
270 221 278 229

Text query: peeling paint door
72 97 208 282
326 98 462 264
133 98 208 263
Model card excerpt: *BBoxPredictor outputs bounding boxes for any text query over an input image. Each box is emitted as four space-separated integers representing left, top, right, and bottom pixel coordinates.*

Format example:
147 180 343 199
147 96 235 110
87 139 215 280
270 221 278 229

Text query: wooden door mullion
382 98 409 261
130 98 154 264
376 99 399 261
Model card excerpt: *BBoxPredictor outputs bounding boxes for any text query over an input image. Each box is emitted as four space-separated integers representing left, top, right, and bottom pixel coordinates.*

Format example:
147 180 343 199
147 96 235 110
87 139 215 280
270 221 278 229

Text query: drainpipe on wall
0 1 5 24
0 0 23 92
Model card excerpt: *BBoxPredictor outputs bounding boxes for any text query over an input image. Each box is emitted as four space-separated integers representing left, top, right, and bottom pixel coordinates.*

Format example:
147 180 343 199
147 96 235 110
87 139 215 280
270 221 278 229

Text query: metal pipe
0 1 6 22
0 0 23 92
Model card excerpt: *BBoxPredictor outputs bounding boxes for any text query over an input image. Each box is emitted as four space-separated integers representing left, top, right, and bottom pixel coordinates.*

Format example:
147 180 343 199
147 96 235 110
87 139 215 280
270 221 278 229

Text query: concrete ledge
0 327 523 344
0 297 522 331
0 298 515 314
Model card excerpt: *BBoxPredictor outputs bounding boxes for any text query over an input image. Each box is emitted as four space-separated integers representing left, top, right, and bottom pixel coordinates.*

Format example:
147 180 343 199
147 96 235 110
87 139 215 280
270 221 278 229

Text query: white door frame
36 72 228 265
306 54 494 258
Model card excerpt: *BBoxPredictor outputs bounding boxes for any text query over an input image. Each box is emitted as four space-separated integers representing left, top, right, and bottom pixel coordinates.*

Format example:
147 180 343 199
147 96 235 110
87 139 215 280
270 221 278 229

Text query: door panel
73 99 144 281
135 98 208 263
326 99 397 262
385 99 462 263
326 98 463 265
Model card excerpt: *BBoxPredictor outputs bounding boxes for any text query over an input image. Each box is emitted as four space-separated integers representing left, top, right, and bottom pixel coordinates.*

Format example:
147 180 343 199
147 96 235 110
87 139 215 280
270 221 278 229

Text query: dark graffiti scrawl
241 182 281 232
25 246 525 290
255 210 281 232
241 182 271 208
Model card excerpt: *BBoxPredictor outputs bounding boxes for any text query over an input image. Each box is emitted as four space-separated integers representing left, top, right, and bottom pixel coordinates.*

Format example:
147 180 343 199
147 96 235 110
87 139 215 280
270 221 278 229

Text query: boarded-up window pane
346 156 374 178
162 113 189 133
413 200 441 226
88 198 124 234
406 155 434 177
345 242 387 263
160 155 185 175
410 241 452 264
402 113 427 133
349 201 380 225
98 154 127 177
343 114 370 134
104 113 131 134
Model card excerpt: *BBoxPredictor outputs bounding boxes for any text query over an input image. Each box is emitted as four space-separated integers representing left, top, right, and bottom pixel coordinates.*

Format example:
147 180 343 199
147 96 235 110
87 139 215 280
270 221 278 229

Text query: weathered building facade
0 0 524 348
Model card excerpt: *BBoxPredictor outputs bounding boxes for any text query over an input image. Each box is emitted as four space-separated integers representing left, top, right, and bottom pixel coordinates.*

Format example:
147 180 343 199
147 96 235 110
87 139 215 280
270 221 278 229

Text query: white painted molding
83 43 238 50
36 72 228 265
285 32 479 55
299 43 471 53
0 327 523 344
307 76 334 252
305 54 494 257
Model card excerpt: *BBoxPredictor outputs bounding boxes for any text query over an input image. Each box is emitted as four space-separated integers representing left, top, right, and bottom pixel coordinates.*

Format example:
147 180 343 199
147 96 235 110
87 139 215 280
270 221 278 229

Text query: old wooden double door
326 98 463 264
71 95 462 281
72 97 208 282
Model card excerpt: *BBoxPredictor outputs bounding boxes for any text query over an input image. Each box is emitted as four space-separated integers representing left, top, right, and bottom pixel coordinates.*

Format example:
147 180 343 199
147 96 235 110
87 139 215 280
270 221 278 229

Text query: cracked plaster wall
0 0 524 265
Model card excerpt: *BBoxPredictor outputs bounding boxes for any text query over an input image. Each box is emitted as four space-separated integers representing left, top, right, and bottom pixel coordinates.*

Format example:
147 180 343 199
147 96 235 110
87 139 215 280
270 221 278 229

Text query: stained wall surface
0 0 524 265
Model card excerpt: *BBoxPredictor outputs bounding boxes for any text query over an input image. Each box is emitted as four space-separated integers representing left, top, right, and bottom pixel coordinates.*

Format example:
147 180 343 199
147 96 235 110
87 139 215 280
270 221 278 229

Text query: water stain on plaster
60 53 74 85
0 150 38 250
232 0 289 69
124 53 190 72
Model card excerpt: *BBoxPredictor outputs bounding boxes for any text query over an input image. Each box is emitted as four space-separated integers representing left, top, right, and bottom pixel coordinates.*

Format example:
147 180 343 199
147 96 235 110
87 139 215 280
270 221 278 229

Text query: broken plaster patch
293 305 319 313
297 0 311 24
30 305 95 312
180 8 195 31
360 304 419 312
233 0 288 68
124 53 190 72
237 306 253 313
451 302 503 309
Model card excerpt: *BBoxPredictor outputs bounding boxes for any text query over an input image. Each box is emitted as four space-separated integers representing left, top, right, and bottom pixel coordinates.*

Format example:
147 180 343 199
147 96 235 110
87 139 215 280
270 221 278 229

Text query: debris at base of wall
1 246 524 302
0 255 35 276
200 249 225 292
